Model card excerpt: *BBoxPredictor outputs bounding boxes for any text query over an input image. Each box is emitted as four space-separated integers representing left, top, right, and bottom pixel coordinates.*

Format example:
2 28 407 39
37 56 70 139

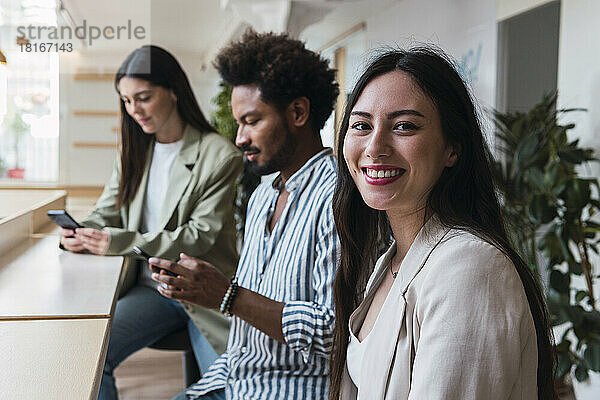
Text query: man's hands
151 253 286 343
59 228 110 255
149 253 229 309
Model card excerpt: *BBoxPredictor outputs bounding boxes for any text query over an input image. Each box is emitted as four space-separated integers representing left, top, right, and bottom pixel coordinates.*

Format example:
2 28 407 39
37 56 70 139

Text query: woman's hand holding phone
76 228 110 255
59 228 86 252
59 227 110 255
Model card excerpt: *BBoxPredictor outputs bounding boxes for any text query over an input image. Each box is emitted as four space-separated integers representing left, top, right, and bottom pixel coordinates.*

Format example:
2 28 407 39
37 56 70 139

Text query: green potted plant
491 92 600 395
0 154 6 177
7 111 29 179
211 81 260 240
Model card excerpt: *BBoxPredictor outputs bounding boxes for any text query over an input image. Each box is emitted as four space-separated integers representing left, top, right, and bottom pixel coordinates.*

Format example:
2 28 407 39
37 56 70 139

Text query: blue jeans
171 389 225 400
98 285 219 400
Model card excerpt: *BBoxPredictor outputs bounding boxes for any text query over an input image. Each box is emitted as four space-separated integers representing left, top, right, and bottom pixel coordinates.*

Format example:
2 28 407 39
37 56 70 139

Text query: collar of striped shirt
271 147 331 191
187 147 339 400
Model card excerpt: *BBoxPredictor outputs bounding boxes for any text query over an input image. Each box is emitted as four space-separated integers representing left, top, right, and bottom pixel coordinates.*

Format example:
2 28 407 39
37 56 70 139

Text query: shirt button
240 346 247 353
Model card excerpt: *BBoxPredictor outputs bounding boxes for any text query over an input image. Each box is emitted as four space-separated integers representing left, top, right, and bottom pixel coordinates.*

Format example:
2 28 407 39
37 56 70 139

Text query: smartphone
47 210 82 230
132 246 177 277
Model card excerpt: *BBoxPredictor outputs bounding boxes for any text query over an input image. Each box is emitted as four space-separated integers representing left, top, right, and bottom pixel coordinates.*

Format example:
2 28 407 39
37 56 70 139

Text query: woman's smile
361 165 406 185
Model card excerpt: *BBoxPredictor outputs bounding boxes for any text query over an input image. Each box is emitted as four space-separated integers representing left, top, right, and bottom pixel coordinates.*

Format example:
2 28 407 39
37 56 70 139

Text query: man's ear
287 97 310 128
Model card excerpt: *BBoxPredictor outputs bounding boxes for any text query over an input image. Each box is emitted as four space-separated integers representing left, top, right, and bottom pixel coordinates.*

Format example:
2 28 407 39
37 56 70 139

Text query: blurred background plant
211 81 260 241
8 110 30 171
491 92 600 388
0 154 6 177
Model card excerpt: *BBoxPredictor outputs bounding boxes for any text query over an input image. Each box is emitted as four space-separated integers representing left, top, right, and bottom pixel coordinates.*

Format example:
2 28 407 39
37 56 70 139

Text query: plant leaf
575 290 588 302
569 261 583 276
556 350 573 378
568 305 585 327
514 133 539 167
559 147 587 165
550 269 570 294
584 342 600 371
528 194 556 224
575 363 590 382
563 178 592 210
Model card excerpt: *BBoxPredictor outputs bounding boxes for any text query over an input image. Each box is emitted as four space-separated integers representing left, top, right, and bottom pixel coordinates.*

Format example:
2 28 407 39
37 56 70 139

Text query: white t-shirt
141 139 184 233
139 138 183 288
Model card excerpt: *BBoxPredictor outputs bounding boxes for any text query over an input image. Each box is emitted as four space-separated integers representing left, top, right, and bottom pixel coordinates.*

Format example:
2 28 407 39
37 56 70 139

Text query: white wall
365 0 497 123
301 0 599 156
557 0 600 168
557 0 600 297
557 1 600 368
301 0 497 138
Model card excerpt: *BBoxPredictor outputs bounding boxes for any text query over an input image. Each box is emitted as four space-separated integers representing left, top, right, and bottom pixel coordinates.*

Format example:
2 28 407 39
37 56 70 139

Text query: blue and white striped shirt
187 149 339 399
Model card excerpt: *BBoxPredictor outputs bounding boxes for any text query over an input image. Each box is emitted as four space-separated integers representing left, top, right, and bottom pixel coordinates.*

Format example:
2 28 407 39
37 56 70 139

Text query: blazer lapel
357 286 407 399
354 216 451 399
353 244 405 399
127 143 153 231
157 125 199 230
396 215 451 294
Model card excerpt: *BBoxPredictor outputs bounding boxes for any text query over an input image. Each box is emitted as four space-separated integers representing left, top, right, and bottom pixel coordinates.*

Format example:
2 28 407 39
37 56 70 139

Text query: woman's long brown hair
114 45 215 207
330 47 557 400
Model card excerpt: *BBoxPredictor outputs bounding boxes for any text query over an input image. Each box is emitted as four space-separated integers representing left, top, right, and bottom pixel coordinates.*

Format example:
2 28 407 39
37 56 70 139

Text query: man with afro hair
155 29 340 400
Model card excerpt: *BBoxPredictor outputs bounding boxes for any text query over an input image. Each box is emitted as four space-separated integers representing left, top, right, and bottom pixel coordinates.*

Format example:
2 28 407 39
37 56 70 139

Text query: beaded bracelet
219 278 239 317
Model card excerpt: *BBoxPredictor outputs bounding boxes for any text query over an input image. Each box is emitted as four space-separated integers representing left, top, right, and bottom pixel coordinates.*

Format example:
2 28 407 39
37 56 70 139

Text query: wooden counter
0 190 66 233
0 190 67 255
0 192 125 399
0 237 124 320
0 318 111 399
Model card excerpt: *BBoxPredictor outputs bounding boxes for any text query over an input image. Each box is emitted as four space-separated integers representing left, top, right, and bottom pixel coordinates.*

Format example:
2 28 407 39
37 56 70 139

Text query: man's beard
246 125 297 176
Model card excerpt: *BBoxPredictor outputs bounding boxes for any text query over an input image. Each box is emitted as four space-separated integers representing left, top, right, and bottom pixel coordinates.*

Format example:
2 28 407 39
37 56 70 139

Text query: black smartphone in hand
48 210 82 230
132 246 177 277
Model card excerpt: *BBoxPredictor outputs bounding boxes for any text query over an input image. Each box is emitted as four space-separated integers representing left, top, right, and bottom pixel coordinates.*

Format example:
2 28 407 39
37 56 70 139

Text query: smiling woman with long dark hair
329 47 557 400
59 45 242 400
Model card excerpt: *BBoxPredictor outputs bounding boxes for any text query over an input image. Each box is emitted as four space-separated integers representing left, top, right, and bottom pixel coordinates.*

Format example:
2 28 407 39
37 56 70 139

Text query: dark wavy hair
330 47 557 400
213 29 339 133
114 45 215 207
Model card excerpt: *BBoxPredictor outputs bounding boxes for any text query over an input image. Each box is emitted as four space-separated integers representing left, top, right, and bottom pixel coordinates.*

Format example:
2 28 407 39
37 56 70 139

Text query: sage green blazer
81 125 242 354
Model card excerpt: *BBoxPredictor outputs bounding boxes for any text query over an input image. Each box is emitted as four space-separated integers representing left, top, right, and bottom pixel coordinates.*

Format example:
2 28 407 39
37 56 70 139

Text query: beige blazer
340 216 538 400
81 125 242 353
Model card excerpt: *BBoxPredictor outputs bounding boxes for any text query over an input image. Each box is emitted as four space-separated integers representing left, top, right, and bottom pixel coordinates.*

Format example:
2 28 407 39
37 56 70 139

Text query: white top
347 327 370 387
139 139 183 287
141 139 184 233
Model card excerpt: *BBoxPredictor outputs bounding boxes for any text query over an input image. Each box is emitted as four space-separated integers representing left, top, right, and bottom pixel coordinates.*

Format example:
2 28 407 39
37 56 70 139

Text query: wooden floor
67 195 186 399
113 348 186 399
